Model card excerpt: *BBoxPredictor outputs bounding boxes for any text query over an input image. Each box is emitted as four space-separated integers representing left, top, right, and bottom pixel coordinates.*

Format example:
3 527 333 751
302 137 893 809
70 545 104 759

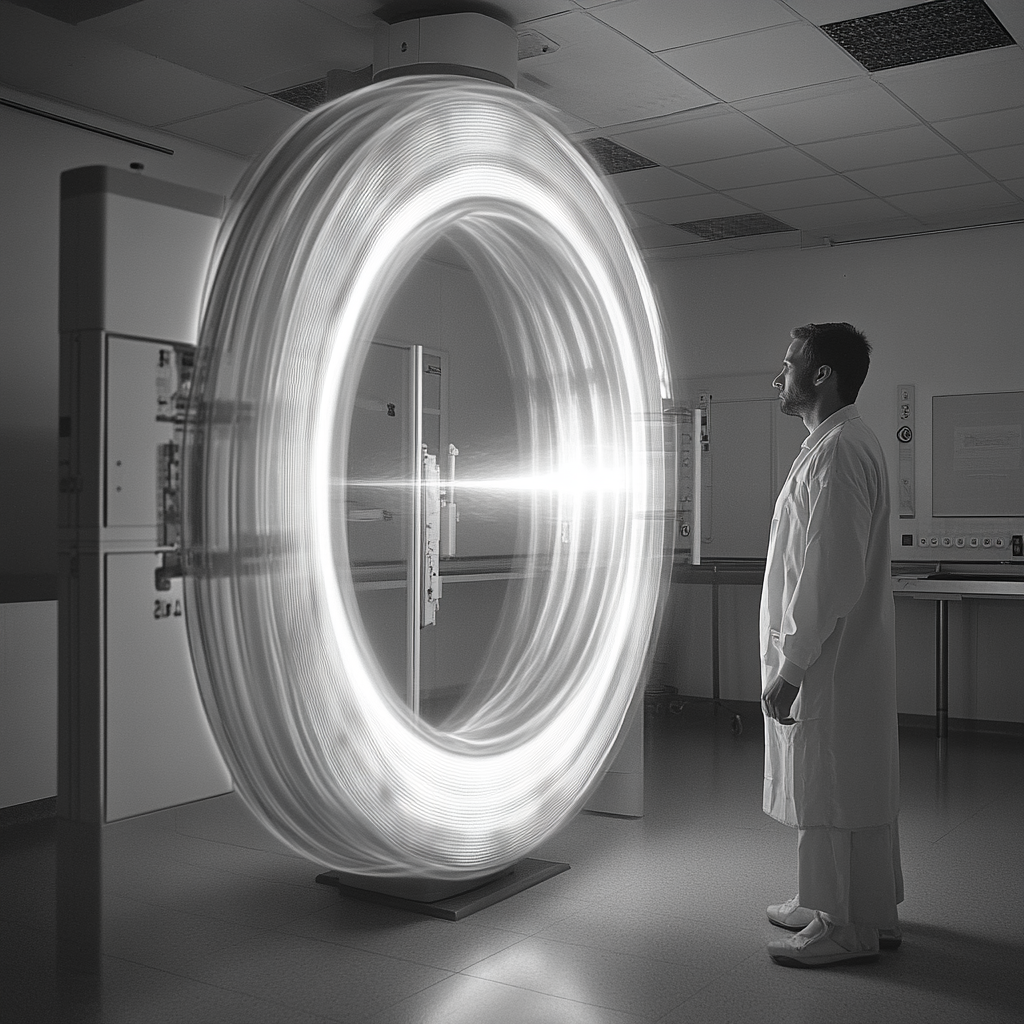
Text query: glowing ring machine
183 76 672 894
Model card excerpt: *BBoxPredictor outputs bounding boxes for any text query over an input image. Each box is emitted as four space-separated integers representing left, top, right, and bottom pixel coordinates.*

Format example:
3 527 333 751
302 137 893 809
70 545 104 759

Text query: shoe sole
771 951 880 968
768 915 901 950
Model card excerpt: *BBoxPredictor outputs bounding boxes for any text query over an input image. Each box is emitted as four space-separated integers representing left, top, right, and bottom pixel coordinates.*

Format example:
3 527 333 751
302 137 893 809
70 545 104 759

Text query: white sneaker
768 912 880 968
767 895 814 930
768 896 902 949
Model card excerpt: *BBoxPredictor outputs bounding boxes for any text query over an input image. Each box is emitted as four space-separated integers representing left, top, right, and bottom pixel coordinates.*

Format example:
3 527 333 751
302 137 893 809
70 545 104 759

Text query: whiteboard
932 391 1024 517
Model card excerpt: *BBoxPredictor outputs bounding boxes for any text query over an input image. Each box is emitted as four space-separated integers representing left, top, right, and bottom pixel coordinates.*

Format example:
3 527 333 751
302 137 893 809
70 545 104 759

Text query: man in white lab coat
760 322 903 968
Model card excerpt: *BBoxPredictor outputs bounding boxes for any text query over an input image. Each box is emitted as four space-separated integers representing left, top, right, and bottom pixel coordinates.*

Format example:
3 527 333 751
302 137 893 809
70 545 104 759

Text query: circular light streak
183 76 671 882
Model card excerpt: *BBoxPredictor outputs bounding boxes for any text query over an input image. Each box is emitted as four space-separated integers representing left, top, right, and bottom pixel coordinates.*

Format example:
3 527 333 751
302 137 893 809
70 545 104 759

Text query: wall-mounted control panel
901 529 1020 552
891 386 1023 563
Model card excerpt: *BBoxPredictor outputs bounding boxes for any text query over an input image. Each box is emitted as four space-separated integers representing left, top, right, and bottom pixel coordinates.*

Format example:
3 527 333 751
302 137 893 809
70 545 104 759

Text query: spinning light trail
183 76 672 881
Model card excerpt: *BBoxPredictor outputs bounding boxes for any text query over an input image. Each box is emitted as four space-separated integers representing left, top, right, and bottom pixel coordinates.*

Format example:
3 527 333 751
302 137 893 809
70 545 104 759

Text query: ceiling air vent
822 0 1015 73
581 138 657 175
674 213 795 241
271 80 327 111
271 68 373 110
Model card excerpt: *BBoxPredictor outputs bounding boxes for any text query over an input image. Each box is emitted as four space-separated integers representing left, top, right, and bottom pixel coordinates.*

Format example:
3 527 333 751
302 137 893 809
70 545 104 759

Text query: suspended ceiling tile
516 13 715 127
912 199 1024 227
587 0 797 51
629 192 754 224
821 213 929 241
662 22 864 102
1004 178 1024 199
657 235 772 258
986 0 1024 41
782 1 908 25
725 174 871 211
800 124 958 170
16 0 142 20
625 209 663 228
933 107 1024 152
163 96 303 156
554 109 597 134
969 143 1024 179
846 153 992 195
613 108 786 166
768 196 906 230
680 147 833 190
87 0 374 88
878 48 1024 122
297 0 378 28
0 4 259 126
497 0 582 22
721 230 803 253
737 78 921 144
888 180 1018 216
600 166 708 204
632 222 705 249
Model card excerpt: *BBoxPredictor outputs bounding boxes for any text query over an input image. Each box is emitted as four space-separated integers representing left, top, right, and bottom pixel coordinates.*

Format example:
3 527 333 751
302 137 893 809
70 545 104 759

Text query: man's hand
762 675 800 725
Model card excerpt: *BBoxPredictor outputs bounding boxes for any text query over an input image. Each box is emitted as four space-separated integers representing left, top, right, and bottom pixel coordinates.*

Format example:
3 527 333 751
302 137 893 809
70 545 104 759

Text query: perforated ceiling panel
272 80 327 111
581 137 658 175
823 0 1016 72
673 213 795 241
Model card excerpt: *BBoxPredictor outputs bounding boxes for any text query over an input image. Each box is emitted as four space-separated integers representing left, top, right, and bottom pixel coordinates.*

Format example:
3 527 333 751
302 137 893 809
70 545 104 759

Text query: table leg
935 599 948 739
711 579 720 703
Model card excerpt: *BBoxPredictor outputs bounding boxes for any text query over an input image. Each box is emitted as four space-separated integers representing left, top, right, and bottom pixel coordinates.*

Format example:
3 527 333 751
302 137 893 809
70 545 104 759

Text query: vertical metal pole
936 599 948 739
711 574 720 705
692 407 702 566
406 346 423 715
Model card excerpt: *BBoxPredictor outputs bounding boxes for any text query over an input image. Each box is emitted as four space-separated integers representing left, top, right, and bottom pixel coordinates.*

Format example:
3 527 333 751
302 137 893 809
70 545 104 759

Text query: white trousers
797 819 904 929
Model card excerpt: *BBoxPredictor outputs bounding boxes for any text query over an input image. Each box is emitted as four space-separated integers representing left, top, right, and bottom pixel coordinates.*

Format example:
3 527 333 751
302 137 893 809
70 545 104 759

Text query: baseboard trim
898 713 1024 737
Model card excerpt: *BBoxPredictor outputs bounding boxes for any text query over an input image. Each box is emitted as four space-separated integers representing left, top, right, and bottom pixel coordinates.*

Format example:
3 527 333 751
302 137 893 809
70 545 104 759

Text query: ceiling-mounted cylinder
373 12 517 88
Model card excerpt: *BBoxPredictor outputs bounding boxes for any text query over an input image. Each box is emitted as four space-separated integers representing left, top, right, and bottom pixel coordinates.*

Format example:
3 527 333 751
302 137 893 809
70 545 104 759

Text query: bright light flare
183 77 671 882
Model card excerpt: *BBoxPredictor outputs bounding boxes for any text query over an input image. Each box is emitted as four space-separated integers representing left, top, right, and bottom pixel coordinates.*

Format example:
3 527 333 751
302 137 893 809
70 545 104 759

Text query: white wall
0 601 56 808
651 226 1024 722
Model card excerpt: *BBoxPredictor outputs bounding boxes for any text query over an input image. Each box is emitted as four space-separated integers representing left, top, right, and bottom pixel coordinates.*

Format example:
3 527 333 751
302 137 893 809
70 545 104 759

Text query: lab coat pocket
762 629 783 690
790 686 810 723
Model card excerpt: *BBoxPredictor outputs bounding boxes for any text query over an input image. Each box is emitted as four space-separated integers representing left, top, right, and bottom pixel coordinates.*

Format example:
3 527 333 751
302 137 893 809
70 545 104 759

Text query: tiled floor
2 708 1022 1023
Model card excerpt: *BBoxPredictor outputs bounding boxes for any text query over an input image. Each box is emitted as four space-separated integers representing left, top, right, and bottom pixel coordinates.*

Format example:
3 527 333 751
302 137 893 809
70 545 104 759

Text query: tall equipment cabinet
58 166 231 828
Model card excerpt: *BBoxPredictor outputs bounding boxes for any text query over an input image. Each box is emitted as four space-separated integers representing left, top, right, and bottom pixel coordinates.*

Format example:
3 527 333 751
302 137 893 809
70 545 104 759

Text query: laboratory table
671 560 765 715
673 559 1024 738
892 568 1024 738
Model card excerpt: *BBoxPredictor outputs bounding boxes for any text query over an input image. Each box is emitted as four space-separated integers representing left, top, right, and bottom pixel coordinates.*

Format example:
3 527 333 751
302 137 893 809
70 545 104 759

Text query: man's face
773 337 816 417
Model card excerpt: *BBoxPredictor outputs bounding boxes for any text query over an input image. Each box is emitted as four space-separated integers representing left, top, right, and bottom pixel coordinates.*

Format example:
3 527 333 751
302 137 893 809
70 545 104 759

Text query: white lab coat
761 405 899 830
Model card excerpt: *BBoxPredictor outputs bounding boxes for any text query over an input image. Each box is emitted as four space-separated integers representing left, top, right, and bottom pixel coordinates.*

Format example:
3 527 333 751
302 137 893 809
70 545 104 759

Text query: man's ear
814 364 832 387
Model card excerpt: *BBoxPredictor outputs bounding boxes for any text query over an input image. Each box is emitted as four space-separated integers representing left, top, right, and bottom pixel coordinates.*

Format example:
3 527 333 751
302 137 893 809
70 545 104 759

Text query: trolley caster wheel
731 714 743 736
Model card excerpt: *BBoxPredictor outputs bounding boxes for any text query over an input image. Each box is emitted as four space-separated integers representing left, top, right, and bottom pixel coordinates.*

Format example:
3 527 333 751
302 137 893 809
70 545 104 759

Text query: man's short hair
792 322 871 405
